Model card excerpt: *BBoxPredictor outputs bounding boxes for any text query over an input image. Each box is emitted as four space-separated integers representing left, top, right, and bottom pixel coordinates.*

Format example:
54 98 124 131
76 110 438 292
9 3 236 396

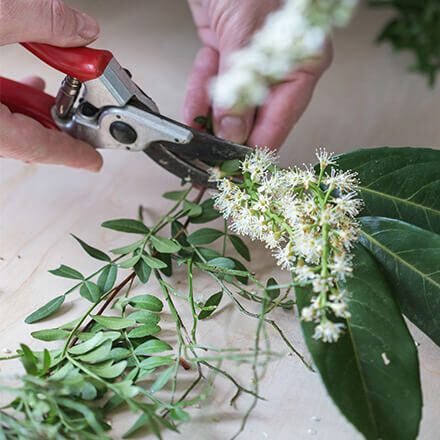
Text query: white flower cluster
211 0 358 110
211 148 363 343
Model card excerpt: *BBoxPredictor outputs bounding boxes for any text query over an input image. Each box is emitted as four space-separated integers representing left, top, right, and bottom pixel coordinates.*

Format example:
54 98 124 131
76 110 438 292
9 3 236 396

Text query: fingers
248 40 333 150
20 75 46 91
184 45 219 129
0 0 100 47
0 104 102 171
247 71 318 150
212 65 256 145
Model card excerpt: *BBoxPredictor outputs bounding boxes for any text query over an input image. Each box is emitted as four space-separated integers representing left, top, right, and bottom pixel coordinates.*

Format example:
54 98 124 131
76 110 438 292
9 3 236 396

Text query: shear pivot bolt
110 121 138 144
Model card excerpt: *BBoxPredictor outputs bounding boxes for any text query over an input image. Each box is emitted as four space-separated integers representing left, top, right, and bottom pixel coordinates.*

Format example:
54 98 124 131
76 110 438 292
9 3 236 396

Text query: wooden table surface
1 2 439 439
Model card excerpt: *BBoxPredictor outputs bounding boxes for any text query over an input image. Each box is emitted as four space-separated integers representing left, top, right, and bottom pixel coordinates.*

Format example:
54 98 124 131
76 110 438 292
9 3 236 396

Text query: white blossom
212 0 358 110
211 147 362 343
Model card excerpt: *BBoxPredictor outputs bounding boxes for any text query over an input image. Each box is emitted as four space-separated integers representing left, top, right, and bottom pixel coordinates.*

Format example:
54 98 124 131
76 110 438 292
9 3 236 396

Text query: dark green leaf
230 258 249 285
162 190 188 201
49 264 83 280
31 329 70 342
97 264 118 293
206 257 235 269
151 236 181 253
129 295 163 312
335 147 440 233
20 344 38 375
229 235 251 261
140 356 174 370
71 234 110 262
183 200 203 217
190 198 222 224
25 295 66 324
102 219 149 234
265 278 280 300
157 252 173 277
80 281 102 303
198 292 223 320
197 247 221 261
187 228 223 245
171 221 190 246
360 216 440 346
110 240 143 255
128 324 161 338
296 245 421 440
142 254 168 269
92 315 136 330
119 254 141 269
134 259 152 284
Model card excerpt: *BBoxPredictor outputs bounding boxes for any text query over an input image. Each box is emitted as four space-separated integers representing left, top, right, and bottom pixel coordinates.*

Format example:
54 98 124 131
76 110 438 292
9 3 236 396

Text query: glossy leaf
129 295 163 312
229 235 251 261
71 234 110 262
91 315 136 330
31 329 70 342
49 265 84 280
220 159 241 173
102 219 149 234
296 245 421 440
128 324 161 338
187 228 223 245
80 281 101 303
360 216 440 346
336 147 440 233
97 264 117 293
151 236 181 253
134 259 152 284
24 295 66 324
198 292 223 320
142 254 168 269
134 340 172 355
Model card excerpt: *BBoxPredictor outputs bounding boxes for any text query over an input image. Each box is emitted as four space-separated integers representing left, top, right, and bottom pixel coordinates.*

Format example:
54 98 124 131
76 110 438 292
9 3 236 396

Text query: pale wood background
1 1 439 439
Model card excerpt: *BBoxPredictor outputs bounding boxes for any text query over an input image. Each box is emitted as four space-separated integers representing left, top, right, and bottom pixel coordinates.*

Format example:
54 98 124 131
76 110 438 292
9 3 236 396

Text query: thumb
0 0 100 47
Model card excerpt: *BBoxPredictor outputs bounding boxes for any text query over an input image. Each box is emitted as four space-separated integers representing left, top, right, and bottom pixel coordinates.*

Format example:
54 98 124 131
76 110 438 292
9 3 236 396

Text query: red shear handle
0 77 59 130
21 43 113 83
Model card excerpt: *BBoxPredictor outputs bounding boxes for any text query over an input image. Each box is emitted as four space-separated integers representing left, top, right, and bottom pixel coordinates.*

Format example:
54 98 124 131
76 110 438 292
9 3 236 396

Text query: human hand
0 0 102 171
185 0 332 149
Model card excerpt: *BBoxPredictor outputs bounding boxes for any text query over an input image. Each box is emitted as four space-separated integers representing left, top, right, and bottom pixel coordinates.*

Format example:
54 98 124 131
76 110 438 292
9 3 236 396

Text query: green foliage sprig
370 0 440 86
0 184 300 440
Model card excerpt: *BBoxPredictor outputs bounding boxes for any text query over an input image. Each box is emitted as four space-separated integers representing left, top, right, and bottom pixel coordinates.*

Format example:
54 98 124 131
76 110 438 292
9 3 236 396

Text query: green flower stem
187 259 198 344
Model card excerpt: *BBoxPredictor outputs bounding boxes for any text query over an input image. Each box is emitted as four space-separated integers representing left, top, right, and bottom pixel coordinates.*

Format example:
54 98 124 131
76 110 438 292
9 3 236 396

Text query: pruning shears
0 43 251 187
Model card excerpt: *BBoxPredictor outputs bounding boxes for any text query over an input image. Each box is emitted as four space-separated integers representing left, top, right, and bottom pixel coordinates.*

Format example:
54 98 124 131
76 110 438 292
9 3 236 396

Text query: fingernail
76 11 100 40
217 116 248 144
